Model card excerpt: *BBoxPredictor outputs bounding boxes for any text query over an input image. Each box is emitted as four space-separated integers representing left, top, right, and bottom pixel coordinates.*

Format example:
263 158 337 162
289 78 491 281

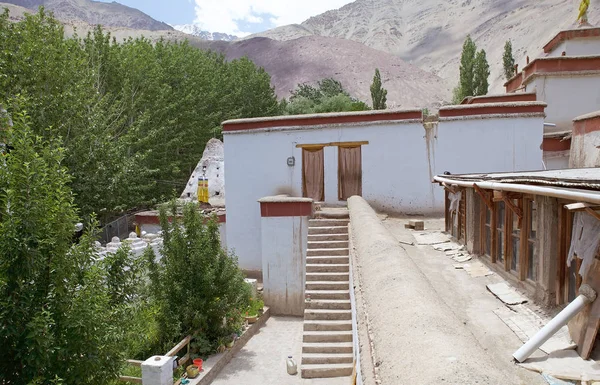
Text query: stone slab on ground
211 317 348 385
494 304 575 354
487 282 528 305
463 261 493 277
519 350 600 382
413 231 451 245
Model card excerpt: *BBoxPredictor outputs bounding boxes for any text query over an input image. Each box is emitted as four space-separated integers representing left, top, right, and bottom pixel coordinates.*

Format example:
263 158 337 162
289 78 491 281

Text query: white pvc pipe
434 176 600 206
513 284 597 362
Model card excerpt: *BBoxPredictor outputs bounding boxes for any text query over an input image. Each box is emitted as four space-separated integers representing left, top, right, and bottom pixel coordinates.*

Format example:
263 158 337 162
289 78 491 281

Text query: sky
96 0 353 36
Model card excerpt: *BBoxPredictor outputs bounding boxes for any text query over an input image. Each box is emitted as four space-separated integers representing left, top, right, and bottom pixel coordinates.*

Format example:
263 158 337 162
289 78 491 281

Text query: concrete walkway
348 197 545 385
212 317 349 385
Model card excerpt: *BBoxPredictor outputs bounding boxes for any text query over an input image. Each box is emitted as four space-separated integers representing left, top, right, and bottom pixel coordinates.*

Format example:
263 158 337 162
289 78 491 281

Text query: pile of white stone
95 232 164 261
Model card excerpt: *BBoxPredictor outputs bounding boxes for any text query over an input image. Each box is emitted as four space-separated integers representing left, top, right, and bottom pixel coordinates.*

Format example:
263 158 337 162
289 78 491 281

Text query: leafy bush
0 104 124 384
146 202 251 353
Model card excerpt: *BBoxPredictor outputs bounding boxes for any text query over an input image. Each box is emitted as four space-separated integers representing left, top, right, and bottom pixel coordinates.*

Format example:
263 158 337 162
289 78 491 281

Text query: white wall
529 75 600 133
544 150 570 170
225 116 544 270
547 38 600 57
571 131 600 167
260 216 307 316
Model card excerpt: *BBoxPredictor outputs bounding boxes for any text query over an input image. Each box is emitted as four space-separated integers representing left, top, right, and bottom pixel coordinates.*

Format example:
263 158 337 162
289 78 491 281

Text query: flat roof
436 168 600 190
543 27 600 54
222 109 423 132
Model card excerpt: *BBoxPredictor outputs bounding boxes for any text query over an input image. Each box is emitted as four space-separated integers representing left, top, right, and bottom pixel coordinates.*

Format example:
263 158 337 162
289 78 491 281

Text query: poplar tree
474 49 490 96
370 68 388 110
503 40 516 80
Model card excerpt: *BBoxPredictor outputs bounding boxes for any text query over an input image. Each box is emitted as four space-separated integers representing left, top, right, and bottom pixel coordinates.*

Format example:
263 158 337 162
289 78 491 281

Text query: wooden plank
474 184 493 210
568 259 600 359
442 182 458 195
565 202 600 211
166 335 191 357
126 359 143 367
119 376 142 384
296 141 369 148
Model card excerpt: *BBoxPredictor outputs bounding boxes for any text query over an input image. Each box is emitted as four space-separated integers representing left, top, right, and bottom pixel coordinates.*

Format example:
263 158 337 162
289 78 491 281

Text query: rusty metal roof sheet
437 168 600 191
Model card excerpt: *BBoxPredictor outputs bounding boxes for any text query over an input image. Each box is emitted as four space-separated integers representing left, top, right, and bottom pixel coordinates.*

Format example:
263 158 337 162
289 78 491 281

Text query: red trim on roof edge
260 201 313 217
542 137 571 152
543 28 600 54
439 104 545 118
470 93 536 104
223 110 422 132
573 115 600 136
506 56 600 92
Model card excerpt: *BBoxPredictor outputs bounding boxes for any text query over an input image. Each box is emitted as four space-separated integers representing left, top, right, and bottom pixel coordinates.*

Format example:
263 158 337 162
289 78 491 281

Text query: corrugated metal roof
437 168 600 190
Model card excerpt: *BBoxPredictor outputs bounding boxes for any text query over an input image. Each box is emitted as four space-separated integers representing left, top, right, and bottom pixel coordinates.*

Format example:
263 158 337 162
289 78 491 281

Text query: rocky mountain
193 36 450 108
251 0 599 92
1 0 173 30
173 24 237 41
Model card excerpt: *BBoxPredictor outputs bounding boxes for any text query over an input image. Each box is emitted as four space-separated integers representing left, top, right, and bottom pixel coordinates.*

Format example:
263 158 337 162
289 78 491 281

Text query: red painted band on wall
439 104 545 118
573 115 600 136
222 110 423 132
468 93 536 104
506 56 600 92
260 201 313 217
542 137 571 152
544 28 600 54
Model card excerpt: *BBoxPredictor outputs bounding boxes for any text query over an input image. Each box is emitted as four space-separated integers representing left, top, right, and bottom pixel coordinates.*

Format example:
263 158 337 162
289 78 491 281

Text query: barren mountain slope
194 36 450 108
254 0 599 92
1 0 172 30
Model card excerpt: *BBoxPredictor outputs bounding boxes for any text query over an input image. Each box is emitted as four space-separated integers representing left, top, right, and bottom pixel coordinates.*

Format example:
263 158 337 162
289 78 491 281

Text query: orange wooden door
302 147 325 201
338 146 362 200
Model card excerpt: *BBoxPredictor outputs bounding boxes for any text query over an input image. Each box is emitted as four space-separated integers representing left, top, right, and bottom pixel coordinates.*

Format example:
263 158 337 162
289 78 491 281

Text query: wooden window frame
522 197 538 283
556 200 582 305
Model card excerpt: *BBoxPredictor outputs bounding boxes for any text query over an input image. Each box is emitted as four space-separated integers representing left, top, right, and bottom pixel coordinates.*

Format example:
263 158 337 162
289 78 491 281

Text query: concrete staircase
302 209 353 379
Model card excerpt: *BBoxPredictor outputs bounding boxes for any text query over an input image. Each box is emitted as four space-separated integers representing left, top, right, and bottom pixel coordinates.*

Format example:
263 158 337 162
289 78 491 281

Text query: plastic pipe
513 284 597 362
433 176 600 206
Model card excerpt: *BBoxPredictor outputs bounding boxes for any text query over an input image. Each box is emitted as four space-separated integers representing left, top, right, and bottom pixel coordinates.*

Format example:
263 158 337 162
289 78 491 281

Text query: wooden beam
442 182 458 195
126 359 143 367
119 376 142 384
473 184 493 210
166 335 191 357
502 192 523 221
296 141 369 148
585 207 600 222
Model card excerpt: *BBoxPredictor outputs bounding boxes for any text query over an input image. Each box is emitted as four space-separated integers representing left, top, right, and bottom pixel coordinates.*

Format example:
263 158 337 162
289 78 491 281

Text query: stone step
308 234 349 242
307 248 349 257
306 264 349 273
306 299 351 310
301 363 354 378
303 320 352 332
301 353 354 365
313 210 349 220
303 331 353 343
305 289 350 300
306 272 349 282
302 342 353 354
309 219 349 227
306 281 350 291
306 256 349 265
307 240 349 249
308 226 348 235
304 309 351 320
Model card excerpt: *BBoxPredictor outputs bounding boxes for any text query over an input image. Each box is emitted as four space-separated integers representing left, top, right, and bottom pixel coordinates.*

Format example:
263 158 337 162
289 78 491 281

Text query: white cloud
193 0 353 35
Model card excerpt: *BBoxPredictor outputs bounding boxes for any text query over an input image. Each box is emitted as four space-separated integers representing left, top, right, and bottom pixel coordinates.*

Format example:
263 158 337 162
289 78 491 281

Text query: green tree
453 35 477 103
0 104 124 384
285 78 370 115
474 49 490 96
146 202 251 351
503 40 516 80
370 68 388 110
